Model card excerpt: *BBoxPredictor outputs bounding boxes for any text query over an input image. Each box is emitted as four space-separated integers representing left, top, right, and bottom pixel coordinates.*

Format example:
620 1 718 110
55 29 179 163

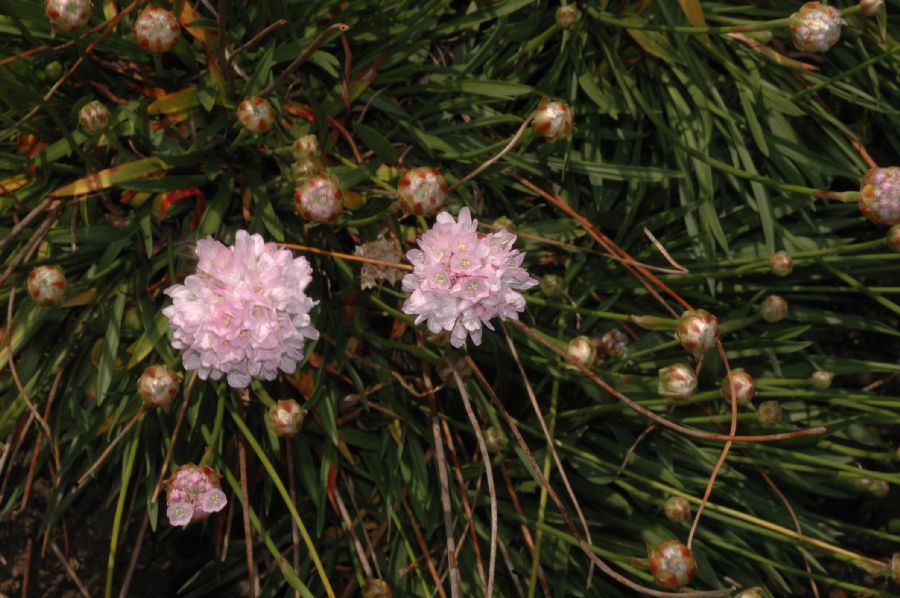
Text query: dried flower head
532 98 574 143
596 329 629 360
648 540 698 589
45 0 92 32
162 230 319 388
790 2 843 53
658 363 697 400
78 100 109 134
664 496 691 523
355 237 404 289
237 96 275 134
138 364 180 410
165 464 227 527
401 207 537 348
721 368 755 407
133 5 181 53
859 167 900 225
676 309 718 356
26 265 67 307
396 167 448 216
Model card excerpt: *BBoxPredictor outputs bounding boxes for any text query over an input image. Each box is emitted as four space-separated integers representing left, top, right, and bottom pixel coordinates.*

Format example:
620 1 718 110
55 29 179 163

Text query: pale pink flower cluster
163 230 319 388
165 464 227 527
402 208 537 347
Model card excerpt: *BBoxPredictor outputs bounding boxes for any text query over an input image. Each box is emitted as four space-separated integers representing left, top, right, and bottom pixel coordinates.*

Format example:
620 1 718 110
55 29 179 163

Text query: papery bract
162 230 319 388
401 207 537 348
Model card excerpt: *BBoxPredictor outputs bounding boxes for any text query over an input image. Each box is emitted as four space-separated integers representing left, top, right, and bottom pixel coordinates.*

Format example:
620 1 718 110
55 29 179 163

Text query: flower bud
859 167 900 226
78 100 110 134
676 309 718 356
267 399 306 437
294 175 343 223
664 496 691 523
810 370 834 390
291 159 318 182
123 305 142 332
566 336 596 368
396 167 448 216
790 2 843 53
770 251 793 277
45 0 92 32
597 329 629 360
720 368 755 407
437 354 471 387
133 5 181 53
532 98 574 143
735 588 765 598
555 4 582 30
648 540 698 589
760 294 788 323
292 134 320 162
861 0 884 16
539 274 563 299
26 265 67 307
362 579 392 598
757 400 783 426
658 363 697 400
138 364 180 410
886 225 900 252
891 552 900 585
492 216 515 231
855 477 889 498
166 464 227 527
484 426 508 455
236 96 275 134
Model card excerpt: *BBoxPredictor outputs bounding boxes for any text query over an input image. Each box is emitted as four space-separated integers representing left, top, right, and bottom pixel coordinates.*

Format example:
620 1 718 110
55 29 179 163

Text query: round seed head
663 496 691 523
676 309 718 355
26 265 67 307
138 364 180 410
760 295 788 323
294 175 343 223
267 399 306 437
236 96 275 134
45 0 92 32
770 251 794 277
790 2 843 53
648 540 698 589
555 4 582 30
532 98 574 143
721 368 756 407
658 363 697 400
566 336 597 368
133 5 181 53
396 167 448 216
810 370 834 390
757 400 783 426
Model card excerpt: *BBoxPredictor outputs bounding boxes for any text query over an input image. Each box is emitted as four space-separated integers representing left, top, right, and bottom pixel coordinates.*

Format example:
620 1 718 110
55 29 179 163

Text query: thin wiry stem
452 370 497 598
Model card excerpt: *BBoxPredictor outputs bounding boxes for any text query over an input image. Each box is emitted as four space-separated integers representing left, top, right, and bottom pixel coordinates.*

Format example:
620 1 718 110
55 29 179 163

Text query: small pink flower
201 488 227 513
162 230 319 388
401 208 537 348
166 502 194 527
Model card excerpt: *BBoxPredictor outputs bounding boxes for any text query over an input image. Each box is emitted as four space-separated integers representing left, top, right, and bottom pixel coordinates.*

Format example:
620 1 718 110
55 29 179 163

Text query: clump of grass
1 1 899 597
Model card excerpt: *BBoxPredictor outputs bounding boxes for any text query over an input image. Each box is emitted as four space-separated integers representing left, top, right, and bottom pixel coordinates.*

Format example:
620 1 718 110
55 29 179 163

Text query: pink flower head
162 230 319 388
165 464 226 527
401 208 537 348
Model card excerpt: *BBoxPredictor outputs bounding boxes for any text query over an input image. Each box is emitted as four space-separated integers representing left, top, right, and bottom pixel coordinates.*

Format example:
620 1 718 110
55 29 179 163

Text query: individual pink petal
167 502 194 527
